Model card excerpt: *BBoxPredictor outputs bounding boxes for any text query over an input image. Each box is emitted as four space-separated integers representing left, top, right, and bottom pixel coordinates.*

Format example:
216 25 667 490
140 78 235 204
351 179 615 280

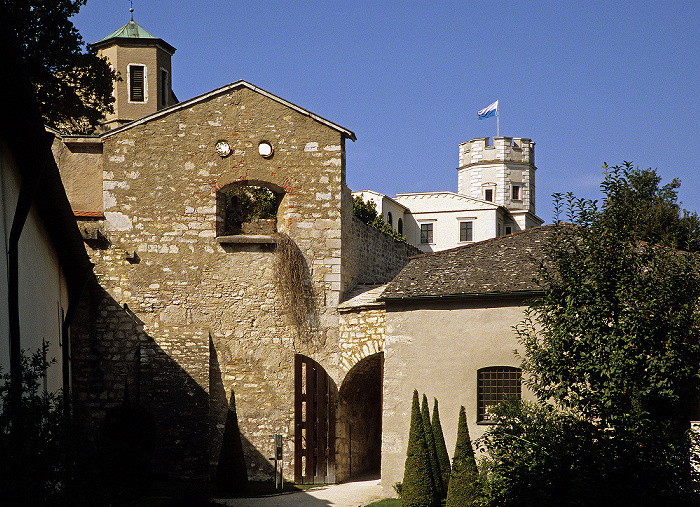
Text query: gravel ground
211 477 384 507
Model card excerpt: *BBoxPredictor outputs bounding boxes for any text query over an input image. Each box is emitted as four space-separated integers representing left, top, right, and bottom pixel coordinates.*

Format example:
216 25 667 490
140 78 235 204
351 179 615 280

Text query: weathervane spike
130 0 134 22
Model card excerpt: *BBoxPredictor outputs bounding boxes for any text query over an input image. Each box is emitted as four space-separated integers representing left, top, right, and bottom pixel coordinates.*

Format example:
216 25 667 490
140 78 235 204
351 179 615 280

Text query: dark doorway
294 354 337 484
337 352 383 482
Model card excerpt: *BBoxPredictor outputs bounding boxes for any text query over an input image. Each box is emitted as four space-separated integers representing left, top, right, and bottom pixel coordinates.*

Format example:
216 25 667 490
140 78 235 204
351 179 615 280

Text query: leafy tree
601 162 700 252
421 393 443 498
514 166 700 504
446 406 480 507
401 390 438 507
6 0 118 134
215 389 248 493
352 195 405 241
431 398 451 496
477 400 599 507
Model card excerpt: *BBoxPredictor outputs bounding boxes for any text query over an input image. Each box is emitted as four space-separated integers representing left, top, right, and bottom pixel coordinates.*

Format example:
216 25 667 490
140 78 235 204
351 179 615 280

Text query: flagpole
496 99 499 137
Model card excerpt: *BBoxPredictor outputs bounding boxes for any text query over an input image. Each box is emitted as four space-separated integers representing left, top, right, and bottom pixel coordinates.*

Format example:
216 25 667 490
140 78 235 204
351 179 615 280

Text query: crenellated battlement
458 137 535 167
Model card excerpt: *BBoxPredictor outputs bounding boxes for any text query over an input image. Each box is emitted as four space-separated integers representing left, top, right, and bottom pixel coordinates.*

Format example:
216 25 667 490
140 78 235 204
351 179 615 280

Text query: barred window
477 366 521 423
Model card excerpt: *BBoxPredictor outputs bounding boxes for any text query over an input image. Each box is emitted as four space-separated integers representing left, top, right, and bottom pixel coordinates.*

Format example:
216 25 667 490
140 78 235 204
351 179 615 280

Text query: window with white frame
460 221 473 242
512 184 521 200
129 64 146 102
420 223 433 244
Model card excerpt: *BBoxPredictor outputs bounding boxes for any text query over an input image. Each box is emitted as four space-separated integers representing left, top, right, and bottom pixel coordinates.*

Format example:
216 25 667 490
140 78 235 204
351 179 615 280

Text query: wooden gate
294 354 336 484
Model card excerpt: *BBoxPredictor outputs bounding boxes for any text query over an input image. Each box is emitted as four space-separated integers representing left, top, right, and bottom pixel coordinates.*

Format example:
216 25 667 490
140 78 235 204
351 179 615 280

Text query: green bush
431 398 451 498
446 406 479 507
401 390 438 507
352 195 406 241
421 394 443 498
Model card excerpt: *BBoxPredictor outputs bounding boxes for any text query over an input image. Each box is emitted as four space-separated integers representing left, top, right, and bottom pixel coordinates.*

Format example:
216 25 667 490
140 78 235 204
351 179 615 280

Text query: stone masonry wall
69 84 354 481
344 216 421 287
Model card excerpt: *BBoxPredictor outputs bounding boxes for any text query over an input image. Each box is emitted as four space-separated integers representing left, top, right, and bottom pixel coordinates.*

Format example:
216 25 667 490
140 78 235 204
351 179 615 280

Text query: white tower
457 137 542 231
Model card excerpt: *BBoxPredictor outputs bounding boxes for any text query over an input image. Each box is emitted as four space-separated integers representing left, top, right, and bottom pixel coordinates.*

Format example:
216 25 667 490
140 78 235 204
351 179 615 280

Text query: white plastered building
354 136 543 253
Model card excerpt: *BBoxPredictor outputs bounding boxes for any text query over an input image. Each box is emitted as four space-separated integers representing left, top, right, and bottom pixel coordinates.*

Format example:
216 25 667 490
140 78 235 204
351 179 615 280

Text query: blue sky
73 1 700 223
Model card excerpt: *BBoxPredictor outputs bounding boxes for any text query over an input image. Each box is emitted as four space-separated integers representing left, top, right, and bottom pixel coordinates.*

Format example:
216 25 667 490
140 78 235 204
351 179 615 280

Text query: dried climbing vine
273 233 316 340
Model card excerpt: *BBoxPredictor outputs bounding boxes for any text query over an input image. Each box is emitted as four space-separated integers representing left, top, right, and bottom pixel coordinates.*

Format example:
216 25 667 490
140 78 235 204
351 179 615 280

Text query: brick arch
215 179 286 236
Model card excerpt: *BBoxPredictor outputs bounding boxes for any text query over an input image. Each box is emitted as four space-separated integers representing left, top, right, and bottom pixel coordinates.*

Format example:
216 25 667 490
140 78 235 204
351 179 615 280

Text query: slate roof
381 225 555 301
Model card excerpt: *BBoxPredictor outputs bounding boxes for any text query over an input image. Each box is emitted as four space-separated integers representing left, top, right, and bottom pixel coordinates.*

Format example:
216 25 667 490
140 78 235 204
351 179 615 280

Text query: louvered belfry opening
294 354 336 484
130 65 144 102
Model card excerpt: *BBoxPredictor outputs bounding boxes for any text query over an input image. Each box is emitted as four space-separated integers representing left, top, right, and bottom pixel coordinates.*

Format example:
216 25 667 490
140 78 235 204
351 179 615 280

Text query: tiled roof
381 225 555 301
338 284 388 311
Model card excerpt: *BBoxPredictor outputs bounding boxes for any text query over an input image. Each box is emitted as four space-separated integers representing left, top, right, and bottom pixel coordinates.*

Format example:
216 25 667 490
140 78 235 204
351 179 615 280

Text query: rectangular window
130 65 145 102
420 223 433 244
505 225 512 235
512 185 521 200
477 367 521 422
484 188 493 202
160 68 169 107
460 221 473 242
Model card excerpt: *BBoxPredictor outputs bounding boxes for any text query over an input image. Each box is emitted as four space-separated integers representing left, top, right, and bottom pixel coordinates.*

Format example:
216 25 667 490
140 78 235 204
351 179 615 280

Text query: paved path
212 477 385 507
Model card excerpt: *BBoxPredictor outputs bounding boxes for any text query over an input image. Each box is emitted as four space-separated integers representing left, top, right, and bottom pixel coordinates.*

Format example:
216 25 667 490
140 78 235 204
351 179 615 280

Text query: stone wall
67 84 353 481
344 216 421 287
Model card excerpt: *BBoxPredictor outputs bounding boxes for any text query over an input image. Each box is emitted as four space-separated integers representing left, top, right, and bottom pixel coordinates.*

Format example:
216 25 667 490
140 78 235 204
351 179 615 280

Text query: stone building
54 18 419 482
354 136 543 252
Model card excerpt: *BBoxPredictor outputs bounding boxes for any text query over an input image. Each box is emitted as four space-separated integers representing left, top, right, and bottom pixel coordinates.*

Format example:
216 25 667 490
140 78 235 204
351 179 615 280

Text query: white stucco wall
0 138 69 394
381 298 536 497
395 192 504 252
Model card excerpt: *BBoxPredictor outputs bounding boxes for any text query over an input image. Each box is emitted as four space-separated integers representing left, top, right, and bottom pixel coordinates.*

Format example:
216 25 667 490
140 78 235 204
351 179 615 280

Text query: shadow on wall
337 353 383 482
71 279 275 482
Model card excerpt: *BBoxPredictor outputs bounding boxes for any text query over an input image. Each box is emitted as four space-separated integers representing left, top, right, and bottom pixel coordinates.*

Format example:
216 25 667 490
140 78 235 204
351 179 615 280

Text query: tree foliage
401 390 438 507
352 195 405 241
600 162 700 252
446 406 480 507
507 164 700 504
7 0 118 134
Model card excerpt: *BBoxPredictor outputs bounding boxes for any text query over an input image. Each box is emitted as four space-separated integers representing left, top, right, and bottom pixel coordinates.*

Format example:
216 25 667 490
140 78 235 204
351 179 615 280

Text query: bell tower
92 9 177 130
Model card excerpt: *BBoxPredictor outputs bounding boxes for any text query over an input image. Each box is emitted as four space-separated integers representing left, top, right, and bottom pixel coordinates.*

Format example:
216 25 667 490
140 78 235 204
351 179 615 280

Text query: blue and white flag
477 100 498 120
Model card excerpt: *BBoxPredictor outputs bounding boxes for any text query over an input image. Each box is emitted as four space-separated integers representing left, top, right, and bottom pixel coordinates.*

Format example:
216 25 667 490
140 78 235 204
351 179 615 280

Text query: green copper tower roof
97 20 157 41
92 19 176 54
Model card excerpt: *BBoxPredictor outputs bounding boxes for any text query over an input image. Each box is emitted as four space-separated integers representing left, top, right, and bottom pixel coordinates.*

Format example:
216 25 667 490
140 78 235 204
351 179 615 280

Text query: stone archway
336 352 383 482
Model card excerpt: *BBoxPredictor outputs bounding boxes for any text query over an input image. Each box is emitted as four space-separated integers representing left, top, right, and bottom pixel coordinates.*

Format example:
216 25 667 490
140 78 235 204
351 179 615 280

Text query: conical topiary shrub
402 390 438 507
215 389 248 493
432 398 451 498
446 406 479 507
421 394 443 498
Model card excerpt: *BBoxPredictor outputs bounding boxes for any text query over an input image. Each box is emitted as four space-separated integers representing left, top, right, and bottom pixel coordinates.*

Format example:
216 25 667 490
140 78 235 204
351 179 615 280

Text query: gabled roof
381 225 555 301
92 20 176 54
101 80 356 141
394 191 502 212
